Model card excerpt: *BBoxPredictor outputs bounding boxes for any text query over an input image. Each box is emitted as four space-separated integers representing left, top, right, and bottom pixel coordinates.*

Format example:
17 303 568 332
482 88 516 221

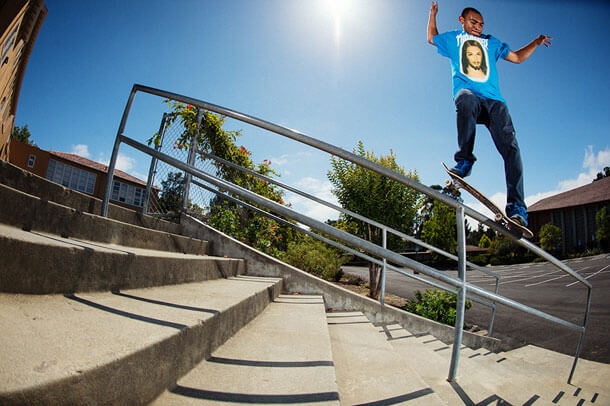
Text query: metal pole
102 87 137 217
380 228 387 305
143 113 168 214
449 207 467 382
488 277 500 337
182 109 202 213
568 286 592 384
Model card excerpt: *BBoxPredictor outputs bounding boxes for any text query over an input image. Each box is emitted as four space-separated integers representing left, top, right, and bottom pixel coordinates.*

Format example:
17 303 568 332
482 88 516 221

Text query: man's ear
459 16 465 25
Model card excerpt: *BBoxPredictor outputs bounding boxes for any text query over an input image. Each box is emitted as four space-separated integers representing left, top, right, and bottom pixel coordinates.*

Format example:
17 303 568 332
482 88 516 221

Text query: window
110 180 145 207
1 24 19 63
46 159 96 195
27 154 35 168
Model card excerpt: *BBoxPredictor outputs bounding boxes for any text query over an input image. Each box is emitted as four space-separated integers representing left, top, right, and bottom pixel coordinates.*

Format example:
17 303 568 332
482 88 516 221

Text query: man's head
459 7 484 37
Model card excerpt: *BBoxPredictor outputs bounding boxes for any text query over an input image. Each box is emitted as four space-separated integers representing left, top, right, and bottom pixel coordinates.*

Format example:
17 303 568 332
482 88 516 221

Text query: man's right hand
428 2 439 44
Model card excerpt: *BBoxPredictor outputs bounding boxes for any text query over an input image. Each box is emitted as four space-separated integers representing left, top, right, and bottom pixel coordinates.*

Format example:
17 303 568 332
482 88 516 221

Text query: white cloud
285 176 340 222
527 145 610 207
115 154 136 172
71 144 90 158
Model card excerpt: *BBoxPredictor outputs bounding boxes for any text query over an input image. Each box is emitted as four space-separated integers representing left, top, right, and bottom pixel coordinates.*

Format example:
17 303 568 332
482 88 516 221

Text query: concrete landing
152 294 339 405
0 276 281 405
381 324 607 406
328 312 443 405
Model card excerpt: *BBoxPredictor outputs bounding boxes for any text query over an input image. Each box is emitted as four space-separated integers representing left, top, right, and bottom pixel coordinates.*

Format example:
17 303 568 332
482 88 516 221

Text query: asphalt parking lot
342 253 610 363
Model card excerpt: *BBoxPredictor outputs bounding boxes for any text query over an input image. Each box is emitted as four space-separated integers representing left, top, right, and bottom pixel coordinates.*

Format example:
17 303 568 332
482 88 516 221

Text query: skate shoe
449 160 473 178
506 203 528 227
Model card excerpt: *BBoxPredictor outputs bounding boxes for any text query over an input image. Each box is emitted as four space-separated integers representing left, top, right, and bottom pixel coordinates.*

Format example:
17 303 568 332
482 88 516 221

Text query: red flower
187 105 193 110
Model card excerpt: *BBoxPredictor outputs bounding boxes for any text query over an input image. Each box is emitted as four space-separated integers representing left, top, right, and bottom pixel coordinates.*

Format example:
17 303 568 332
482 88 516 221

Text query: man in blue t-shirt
427 2 551 227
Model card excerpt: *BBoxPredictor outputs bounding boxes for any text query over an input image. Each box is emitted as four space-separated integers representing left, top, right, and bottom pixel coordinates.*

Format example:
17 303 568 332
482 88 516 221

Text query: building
528 177 610 253
9 138 155 212
0 0 47 160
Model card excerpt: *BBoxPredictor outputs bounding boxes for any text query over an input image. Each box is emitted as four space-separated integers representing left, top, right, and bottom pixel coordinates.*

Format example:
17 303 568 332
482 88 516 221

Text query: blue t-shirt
433 30 510 103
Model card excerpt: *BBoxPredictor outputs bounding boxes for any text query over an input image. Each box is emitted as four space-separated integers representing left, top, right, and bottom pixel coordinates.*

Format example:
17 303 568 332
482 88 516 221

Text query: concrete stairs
2 161 609 405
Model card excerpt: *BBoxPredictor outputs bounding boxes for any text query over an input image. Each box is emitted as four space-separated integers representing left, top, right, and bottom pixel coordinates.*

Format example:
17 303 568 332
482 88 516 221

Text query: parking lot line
565 265 610 287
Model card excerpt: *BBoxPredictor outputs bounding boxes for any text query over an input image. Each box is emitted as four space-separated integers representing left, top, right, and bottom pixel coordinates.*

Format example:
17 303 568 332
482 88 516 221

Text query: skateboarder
427 2 551 227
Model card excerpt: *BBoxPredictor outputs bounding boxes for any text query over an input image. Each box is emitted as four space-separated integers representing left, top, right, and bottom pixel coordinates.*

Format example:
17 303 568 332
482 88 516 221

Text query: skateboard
442 163 533 239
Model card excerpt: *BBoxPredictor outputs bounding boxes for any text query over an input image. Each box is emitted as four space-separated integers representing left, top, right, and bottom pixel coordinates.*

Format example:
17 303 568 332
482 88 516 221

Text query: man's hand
535 35 552 48
505 34 553 64
427 1 439 45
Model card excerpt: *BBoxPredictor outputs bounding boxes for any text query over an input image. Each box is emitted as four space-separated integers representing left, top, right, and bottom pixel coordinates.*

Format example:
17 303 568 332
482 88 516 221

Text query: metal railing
102 84 592 384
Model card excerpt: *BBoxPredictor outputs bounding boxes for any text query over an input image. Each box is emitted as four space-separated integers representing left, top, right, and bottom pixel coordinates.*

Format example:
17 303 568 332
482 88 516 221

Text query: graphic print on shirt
459 37 489 82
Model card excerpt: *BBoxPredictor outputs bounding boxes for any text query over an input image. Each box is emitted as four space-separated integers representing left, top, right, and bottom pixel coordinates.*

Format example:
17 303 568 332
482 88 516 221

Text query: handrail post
380 228 387 305
488 278 500 337
182 109 202 213
448 206 467 381
143 113 167 214
102 86 137 217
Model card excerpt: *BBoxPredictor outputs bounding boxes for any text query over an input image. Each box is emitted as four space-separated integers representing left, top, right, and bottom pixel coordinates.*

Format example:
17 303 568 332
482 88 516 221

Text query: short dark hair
461 7 482 19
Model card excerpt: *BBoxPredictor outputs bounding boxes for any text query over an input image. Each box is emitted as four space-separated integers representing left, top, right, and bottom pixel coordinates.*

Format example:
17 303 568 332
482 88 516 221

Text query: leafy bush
539 223 562 252
403 289 471 326
470 253 490 266
283 237 347 282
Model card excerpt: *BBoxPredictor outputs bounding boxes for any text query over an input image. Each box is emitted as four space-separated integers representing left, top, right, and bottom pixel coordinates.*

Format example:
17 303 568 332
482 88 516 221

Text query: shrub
283 237 347 282
403 289 471 327
539 223 562 252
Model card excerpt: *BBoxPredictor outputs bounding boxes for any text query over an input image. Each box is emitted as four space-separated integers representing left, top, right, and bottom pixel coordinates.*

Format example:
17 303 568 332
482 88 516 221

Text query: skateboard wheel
444 179 452 187
495 213 503 222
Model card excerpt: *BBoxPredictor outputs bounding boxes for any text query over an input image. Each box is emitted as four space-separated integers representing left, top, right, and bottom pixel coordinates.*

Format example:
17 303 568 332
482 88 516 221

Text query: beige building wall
0 0 47 160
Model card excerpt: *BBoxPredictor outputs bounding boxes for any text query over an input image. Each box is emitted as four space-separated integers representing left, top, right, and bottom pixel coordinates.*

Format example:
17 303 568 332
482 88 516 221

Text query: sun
327 0 351 18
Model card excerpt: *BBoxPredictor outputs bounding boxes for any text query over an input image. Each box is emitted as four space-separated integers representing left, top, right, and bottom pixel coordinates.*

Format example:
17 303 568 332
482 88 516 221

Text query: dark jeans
454 88 526 209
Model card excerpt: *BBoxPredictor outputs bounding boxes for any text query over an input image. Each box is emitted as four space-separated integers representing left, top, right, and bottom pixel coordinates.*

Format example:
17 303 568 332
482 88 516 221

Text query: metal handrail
193 179 498 311
196 149 501 335
102 84 592 384
198 150 501 279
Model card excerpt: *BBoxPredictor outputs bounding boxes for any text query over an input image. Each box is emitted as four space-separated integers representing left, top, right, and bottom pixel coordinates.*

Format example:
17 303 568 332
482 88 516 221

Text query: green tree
594 167 610 181
149 102 292 255
11 125 36 146
478 234 492 248
596 207 610 250
539 223 562 252
328 140 422 299
158 171 185 214
421 201 457 260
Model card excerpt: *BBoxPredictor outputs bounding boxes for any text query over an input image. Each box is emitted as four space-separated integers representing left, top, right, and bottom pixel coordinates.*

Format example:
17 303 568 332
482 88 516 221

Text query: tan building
0 0 47 161
9 138 156 212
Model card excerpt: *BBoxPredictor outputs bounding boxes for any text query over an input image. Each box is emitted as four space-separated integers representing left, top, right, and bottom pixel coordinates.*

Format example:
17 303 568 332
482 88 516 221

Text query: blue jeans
454 89 526 209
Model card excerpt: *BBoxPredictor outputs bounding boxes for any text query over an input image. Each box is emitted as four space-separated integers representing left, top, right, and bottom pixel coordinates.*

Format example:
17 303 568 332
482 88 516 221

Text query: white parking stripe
565 265 610 287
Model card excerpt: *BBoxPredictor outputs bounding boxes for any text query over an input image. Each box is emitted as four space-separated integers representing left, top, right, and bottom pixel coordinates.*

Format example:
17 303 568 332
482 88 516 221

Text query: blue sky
16 0 610 222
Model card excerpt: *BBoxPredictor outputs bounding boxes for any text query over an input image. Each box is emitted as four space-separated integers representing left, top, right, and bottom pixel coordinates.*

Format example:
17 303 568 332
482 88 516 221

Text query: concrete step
383 324 608 406
0 223 244 294
0 276 282 405
152 294 340 405
327 312 445 405
0 160 190 237
378 325 527 405
0 183 208 255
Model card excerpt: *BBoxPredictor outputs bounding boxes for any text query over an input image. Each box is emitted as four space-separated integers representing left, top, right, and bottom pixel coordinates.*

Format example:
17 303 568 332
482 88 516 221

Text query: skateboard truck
442 163 533 239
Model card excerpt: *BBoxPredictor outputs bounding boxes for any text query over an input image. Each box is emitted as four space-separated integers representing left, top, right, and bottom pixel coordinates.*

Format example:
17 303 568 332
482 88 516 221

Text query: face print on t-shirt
460 39 489 82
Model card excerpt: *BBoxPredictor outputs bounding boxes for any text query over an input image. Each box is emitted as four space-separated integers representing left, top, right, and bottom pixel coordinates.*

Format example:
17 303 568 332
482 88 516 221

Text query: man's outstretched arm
427 1 439 45
504 35 552 64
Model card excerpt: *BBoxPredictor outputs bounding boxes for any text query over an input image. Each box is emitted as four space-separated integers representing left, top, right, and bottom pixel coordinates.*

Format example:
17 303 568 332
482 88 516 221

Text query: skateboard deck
442 163 533 239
